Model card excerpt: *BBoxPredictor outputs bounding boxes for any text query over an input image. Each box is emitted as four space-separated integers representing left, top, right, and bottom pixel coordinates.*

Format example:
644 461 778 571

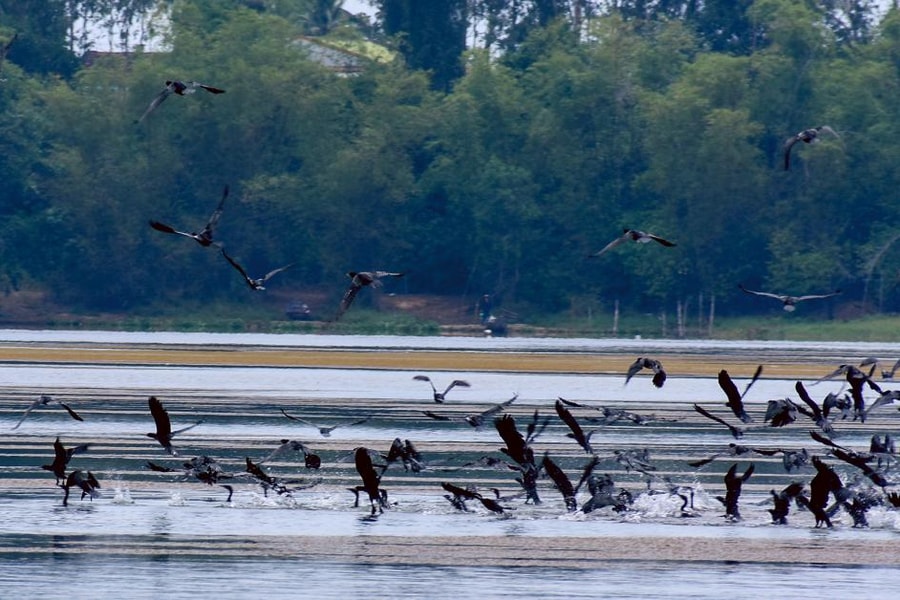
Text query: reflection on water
1 332 900 597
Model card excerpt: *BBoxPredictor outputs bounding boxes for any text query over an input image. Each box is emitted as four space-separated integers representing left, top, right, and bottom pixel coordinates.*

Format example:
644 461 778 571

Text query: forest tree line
1 0 899 322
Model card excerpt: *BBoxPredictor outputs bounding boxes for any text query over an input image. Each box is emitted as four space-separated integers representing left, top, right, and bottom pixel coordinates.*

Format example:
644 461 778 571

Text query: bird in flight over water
12 394 84 429
221 248 294 291
136 79 225 123
412 375 471 403
147 396 204 456
588 229 676 258
625 357 667 388
738 284 841 311
280 409 372 437
334 270 405 321
149 185 229 248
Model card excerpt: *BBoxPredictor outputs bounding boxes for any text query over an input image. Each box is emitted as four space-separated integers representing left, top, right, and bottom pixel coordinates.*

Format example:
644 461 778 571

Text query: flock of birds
13 354 900 528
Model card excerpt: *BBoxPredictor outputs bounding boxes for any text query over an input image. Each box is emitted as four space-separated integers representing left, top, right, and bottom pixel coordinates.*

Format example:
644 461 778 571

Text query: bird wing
336 281 364 320
647 233 676 247
148 396 172 438
422 410 451 421
136 84 174 123
588 233 628 258
793 290 841 302
204 185 229 232
220 249 254 286
541 453 575 503
58 401 84 422
443 380 471 395
554 399 589 451
373 271 404 279
479 394 518 419
11 398 42 430
624 358 645 385
718 370 752 423
170 419 204 437
783 136 801 170
793 380 823 420
693 404 743 439
260 262 294 283
738 284 785 301
346 416 372 428
193 82 226 94
279 409 321 429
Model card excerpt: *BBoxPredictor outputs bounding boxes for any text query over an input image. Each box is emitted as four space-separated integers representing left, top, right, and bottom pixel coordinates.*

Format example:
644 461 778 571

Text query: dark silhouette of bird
422 394 518 428
334 270 405 321
588 229 676 258
863 389 900 420
384 437 424 473
42 437 91 485
859 356 900 380
870 434 896 469
794 380 835 434
798 456 848 528
738 284 841 312
244 456 317 497
718 368 758 423
62 470 100 507
353 446 388 515
557 397 677 426
783 125 839 170
554 398 597 454
146 396 203 456
717 463 754 521
693 403 744 439
136 79 225 123
764 397 798 427
494 413 542 504
581 473 634 514
412 375 470 403
280 409 371 437
769 482 806 525
541 453 599 512
687 443 778 468
149 185 228 248
147 455 234 489
625 357 667 388
815 364 882 422
440 482 506 514
221 248 293 291
12 394 84 429
810 431 890 489
259 439 321 469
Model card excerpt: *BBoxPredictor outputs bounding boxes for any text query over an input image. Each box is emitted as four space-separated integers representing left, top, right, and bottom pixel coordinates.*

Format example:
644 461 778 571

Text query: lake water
1 330 900 599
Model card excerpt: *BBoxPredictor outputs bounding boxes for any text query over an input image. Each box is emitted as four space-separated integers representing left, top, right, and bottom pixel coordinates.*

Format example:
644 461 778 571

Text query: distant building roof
293 35 393 74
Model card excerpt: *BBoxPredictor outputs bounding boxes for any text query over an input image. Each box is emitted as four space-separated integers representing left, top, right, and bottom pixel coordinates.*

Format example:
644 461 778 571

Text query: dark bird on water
353 446 388 515
625 357 667 388
738 284 841 311
149 185 228 248
280 409 371 437
62 470 100 507
422 394 518 428
334 270 405 321
541 452 599 512
588 229 676 258
769 482 806 525
12 394 84 429
221 248 294 291
136 79 225 123
412 375 470 403
147 396 204 456
42 437 92 485
814 364 882 422
441 482 507 514
717 463 754 521
783 125 839 170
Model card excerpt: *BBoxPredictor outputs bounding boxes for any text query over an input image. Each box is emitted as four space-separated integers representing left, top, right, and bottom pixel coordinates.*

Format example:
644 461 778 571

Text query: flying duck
149 185 228 248
625 357 667 388
12 394 84 429
221 248 294 291
588 229 676 258
147 396 203 456
280 409 371 437
136 79 225 123
412 375 471 403
783 125 839 170
334 270 405 321
738 284 841 311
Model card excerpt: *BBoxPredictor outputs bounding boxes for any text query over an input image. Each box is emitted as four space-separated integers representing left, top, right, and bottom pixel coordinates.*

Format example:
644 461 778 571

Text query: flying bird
814 364 882 422
412 375 471 403
221 248 294 291
625 357 667 388
62 470 100 507
146 396 203 456
793 381 835 434
12 394 84 429
440 482 507 514
41 437 92 485
280 409 371 437
783 125 839 170
259 439 321 469
136 79 225 123
738 284 841 311
149 185 228 248
693 403 744 439
588 229 676 258
334 270 405 321
554 398 597 454
718 367 758 423
422 394 518 428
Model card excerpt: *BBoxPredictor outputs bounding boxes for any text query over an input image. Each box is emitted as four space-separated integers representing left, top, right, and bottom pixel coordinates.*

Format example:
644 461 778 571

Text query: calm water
2 330 900 599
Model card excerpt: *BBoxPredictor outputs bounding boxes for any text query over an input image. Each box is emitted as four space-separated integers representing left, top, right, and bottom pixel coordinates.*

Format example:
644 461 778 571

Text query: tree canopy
1 1 899 324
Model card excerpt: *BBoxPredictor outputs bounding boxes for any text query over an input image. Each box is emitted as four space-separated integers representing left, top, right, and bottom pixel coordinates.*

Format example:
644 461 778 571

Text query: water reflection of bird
625 357 667 388
588 229 676 258
149 185 228 248
334 270 405 321
738 284 841 311
783 125 839 170
221 249 294 291
136 79 225 123
280 409 371 437
147 396 203 456
12 394 84 429
412 375 470 403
